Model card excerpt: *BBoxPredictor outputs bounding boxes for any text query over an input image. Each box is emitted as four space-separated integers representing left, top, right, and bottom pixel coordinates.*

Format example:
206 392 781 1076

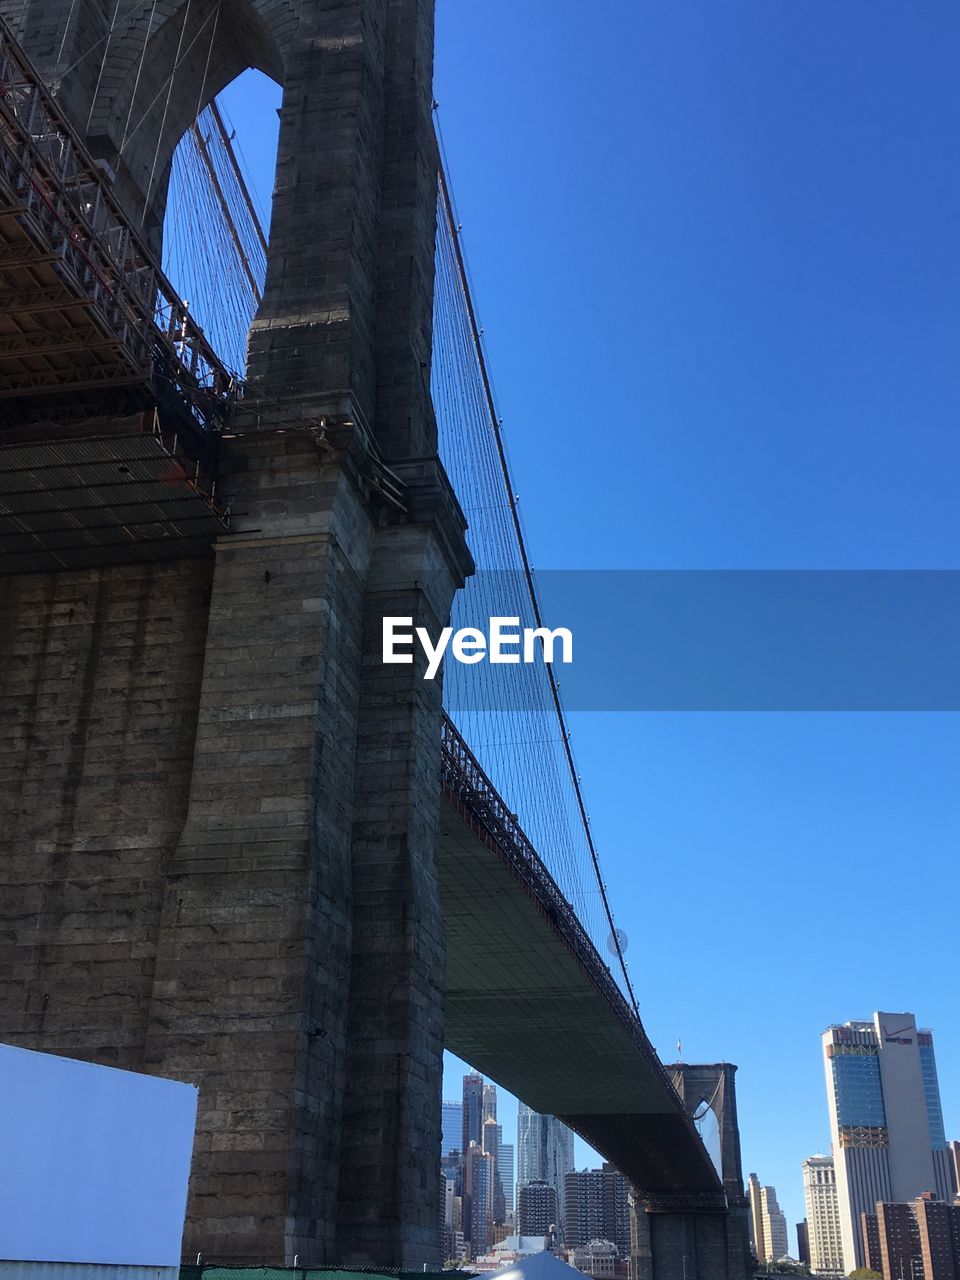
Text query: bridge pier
335 511 470 1264
629 1063 753 1280
1 0 473 1267
633 1204 751 1280
133 433 468 1264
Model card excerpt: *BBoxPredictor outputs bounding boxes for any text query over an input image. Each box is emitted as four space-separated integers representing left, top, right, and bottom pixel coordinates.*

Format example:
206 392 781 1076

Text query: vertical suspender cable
140 0 193 224
435 141 640 1019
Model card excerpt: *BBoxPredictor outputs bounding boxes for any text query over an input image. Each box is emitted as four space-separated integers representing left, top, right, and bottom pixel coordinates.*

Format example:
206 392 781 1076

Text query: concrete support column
373 0 441 459
247 0 441 464
247 0 388 418
142 432 375 1264
336 487 470 1264
725 1207 751 1280
632 1202 655 1280
637 1210 751 1280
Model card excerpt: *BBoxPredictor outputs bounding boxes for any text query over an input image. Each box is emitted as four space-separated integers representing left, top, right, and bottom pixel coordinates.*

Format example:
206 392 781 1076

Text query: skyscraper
765 1187 789 1261
442 1100 463 1158
464 1141 496 1257
822 1013 953 1273
483 1114 506 1225
517 1103 575 1230
483 1083 498 1122
748 1173 789 1263
802 1155 844 1276
748 1173 764 1262
499 1141 515 1218
441 1172 465 1261
462 1074 484 1159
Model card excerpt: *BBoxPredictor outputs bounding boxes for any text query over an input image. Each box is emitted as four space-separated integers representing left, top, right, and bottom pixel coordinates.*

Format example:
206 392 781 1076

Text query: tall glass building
822 1012 953 1274
462 1073 484 1157
499 1139 515 1217
442 1100 463 1157
517 1103 575 1233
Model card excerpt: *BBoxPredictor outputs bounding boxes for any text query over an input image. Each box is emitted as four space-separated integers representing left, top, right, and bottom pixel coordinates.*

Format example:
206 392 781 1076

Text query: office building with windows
483 1083 498 1122
563 1165 631 1257
518 1179 558 1237
567 1239 630 1279
483 1115 506 1225
864 1194 960 1280
499 1141 515 1218
748 1173 789 1263
822 1013 953 1273
442 1100 463 1158
464 1141 497 1257
462 1074 484 1159
860 1210 884 1273
802 1155 844 1276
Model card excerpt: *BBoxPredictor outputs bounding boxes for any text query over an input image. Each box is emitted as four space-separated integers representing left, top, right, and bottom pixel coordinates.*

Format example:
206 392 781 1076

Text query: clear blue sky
216 1 960 1239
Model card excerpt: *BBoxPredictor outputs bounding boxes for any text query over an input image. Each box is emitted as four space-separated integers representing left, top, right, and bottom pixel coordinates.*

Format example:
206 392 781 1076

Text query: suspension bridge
0 3 749 1276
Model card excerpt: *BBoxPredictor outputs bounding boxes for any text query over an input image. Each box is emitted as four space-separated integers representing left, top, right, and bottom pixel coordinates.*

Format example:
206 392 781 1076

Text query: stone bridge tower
670 1062 748 1211
630 1063 752 1280
0 0 470 1266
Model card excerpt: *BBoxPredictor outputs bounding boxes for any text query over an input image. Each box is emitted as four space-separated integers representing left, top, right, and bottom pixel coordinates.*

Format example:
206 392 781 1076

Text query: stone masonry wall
142 431 376 1264
0 558 212 1066
633 1212 750 1280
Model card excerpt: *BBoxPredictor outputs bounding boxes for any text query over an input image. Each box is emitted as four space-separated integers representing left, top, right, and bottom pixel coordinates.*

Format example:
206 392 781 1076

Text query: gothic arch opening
692 1096 723 1179
9 0 290 250
162 67 280 373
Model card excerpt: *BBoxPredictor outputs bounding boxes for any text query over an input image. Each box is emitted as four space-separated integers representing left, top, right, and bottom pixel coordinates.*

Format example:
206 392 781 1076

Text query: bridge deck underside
438 797 723 1197
0 415 226 572
0 204 148 414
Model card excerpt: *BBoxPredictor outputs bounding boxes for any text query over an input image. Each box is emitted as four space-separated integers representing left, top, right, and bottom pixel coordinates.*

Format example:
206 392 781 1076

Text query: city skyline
443 1067 651 1261
446 996 960 1247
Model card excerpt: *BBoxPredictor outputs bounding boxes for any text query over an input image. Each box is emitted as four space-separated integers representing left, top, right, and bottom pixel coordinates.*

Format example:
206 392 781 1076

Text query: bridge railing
441 712 728 1203
440 713 681 1101
0 16 234 423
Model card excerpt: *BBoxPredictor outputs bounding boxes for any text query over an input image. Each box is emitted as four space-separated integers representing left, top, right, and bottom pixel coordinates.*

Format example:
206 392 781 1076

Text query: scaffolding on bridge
0 15 231 571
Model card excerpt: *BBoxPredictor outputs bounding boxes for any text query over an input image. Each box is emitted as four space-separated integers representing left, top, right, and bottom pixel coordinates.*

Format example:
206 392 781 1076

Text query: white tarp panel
485 1253 592 1280
0 1043 198 1266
